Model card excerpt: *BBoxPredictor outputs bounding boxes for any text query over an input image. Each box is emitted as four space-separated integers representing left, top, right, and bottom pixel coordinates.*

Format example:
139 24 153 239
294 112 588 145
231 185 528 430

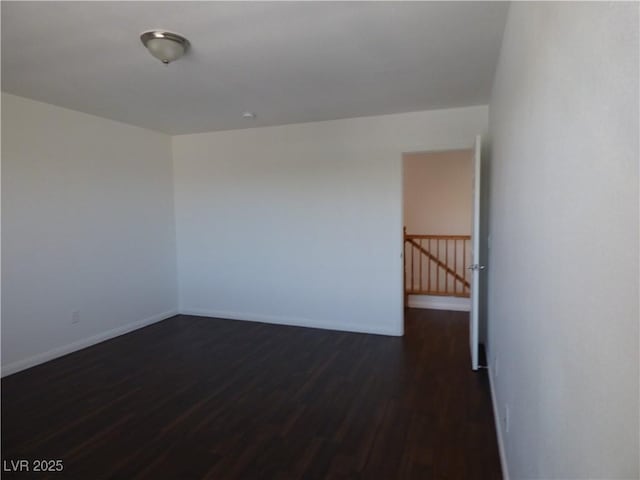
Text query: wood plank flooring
2 309 501 479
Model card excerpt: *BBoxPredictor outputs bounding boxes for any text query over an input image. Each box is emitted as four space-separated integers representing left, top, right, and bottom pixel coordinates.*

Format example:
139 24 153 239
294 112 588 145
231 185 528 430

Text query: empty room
1 2 638 479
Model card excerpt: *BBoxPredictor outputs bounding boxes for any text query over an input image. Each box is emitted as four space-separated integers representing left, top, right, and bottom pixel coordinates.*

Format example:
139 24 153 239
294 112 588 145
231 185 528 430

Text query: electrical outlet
71 310 80 325
504 404 510 433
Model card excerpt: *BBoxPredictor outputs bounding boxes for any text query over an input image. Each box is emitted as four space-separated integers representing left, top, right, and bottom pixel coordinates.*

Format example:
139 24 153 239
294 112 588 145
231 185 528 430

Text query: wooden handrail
405 234 471 240
405 238 470 289
404 229 472 304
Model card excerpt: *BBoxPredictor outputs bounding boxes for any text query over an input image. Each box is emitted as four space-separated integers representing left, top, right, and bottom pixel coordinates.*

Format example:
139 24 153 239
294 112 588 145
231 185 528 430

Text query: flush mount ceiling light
140 30 190 64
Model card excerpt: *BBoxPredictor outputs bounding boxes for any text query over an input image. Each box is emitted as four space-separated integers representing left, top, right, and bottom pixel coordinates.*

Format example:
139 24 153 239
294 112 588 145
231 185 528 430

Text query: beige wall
403 150 472 235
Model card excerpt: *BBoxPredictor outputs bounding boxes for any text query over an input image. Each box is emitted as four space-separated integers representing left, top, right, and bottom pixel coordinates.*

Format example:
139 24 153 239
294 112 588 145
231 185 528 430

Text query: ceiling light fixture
242 112 256 119
140 30 190 64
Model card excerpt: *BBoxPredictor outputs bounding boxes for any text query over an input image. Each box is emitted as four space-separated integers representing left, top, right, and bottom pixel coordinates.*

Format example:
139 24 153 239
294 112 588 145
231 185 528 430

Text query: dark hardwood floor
2 309 501 479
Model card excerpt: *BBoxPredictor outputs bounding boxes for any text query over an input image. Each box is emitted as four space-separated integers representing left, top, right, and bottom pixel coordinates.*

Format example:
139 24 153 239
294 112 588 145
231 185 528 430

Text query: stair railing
404 227 471 305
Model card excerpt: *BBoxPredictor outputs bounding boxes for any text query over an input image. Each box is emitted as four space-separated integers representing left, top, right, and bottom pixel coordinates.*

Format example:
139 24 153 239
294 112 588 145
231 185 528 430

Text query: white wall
172 106 487 335
1 93 178 375
487 3 639 479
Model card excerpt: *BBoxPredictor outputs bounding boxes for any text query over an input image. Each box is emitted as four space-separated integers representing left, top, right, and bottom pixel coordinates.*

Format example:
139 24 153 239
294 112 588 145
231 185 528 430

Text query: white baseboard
1 309 178 377
407 295 471 312
179 308 403 337
488 363 510 480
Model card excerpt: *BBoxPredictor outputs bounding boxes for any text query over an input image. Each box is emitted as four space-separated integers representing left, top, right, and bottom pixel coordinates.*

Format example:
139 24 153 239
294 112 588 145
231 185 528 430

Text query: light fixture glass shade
140 31 190 64
146 38 185 64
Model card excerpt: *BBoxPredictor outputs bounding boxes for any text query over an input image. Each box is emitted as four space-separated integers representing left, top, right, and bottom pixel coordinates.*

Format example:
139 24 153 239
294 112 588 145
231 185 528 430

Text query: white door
469 135 484 371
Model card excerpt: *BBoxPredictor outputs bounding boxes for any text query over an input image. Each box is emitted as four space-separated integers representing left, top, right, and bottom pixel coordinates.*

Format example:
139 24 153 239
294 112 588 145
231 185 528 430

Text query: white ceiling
1 2 509 135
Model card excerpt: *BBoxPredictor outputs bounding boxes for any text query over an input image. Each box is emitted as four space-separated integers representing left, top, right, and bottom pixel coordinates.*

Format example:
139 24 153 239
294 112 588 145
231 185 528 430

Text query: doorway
402 148 474 310
401 136 484 370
